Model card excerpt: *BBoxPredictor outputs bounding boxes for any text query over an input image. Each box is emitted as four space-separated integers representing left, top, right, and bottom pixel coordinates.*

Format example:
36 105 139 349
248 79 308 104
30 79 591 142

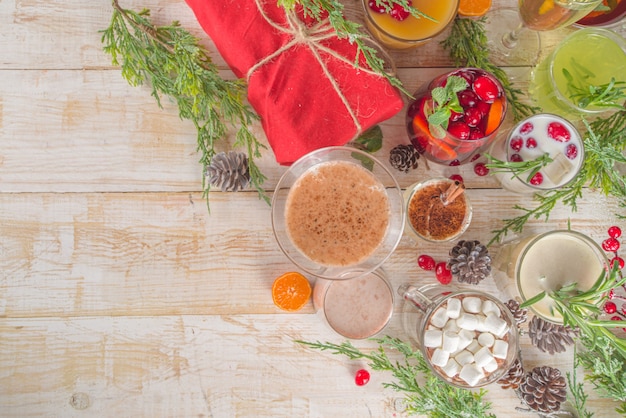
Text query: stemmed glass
484 1 604 66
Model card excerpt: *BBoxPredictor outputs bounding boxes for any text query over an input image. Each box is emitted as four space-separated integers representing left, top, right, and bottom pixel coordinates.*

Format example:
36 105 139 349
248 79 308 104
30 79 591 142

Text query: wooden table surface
1 0 625 416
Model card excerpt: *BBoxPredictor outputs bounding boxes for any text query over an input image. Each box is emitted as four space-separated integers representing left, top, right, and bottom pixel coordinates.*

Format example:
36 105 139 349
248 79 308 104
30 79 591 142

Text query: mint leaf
353 125 383 153
425 75 468 138
431 86 448 106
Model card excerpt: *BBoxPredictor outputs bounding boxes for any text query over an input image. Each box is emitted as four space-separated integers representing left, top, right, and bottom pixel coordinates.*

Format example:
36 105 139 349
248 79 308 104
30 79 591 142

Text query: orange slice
485 98 504 135
458 0 492 17
272 272 311 312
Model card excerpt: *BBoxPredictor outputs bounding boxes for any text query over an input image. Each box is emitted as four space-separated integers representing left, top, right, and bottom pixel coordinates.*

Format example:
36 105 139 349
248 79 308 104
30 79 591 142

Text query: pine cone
520 366 567 413
498 358 524 390
448 240 492 284
206 151 250 192
504 299 529 326
528 316 578 355
389 144 419 173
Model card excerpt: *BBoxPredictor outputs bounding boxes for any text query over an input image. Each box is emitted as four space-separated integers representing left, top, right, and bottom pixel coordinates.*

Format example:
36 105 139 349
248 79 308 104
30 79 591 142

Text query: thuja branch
101 0 268 210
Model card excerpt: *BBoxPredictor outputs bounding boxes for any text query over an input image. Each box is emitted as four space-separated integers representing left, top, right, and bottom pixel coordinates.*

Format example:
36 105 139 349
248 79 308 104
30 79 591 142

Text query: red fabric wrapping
185 0 404 164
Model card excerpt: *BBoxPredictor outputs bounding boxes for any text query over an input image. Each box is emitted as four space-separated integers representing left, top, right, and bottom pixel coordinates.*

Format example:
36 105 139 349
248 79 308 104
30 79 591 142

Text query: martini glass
485 1 604 66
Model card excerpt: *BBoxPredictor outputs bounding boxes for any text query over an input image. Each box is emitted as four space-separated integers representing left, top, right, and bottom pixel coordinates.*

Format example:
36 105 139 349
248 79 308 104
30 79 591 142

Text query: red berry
455 69 475 85
469 128 484 140
450 109 464 122
449 174 464 183
390 2 411 20
458 90 478 108
472 75 499 103
510 136 523 152
471 153 481 162
547 121 571 142
529 172 543 186
510 154 523 162
464 107 483 127
368 0 388 13
611 256 625 269
355 369 370 386
602 237 621 252
526 138 537 149
604 301 618 314
565 144 578 160
611 315 622 321
448 121 471 140
418 254 436 271
475 100 490 117
435 262 452 285
519 121 534 135
608 226 622 239
474 162 489 176
449 159 460 166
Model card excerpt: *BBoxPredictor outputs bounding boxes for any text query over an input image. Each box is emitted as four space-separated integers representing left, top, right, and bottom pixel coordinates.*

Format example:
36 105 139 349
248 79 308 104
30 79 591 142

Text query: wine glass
484 1 604 66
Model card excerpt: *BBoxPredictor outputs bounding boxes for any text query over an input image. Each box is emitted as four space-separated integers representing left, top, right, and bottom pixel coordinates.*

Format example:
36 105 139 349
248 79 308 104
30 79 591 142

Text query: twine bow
249 0 386 136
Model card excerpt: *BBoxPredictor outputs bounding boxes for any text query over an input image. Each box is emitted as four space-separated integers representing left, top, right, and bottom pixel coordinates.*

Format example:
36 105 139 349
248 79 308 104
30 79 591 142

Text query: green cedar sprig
441 17 539 122
296 336 496 418
101 1 268 210
567 369 594 418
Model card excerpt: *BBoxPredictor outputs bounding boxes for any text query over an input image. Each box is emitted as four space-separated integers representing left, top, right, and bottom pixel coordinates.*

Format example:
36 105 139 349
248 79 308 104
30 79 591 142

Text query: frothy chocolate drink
285 161 390 266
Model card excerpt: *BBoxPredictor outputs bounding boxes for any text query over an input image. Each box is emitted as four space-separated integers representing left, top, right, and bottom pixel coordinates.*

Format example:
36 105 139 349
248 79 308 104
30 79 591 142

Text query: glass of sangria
406 67 507 166
576 0 626 27
362 0 459 50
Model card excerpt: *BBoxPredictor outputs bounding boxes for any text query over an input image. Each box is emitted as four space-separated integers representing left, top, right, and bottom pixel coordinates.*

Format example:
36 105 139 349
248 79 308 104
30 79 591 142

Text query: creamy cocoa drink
516 231 607 322
316 271 394 339
285 161 390 266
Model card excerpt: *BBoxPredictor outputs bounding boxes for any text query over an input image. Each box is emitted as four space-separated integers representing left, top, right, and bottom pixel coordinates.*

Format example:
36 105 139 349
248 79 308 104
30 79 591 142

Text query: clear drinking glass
362 0 459 50
271 146 405 280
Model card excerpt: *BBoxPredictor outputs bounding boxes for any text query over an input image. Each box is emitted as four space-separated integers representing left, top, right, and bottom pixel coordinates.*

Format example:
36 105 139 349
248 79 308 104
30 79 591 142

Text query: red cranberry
471 153 481 162
458 90 479 108
449 159 460 166
510 136 523 152
610 315 622 321
474 162 489 176
472 75 499 103
454 69 475 85
608 226 622 239
519 121 534 135
449 174 464 183
450 109 464 122
565 144 578 160
475 100 490 117
469 128 484 140
355 369 370 386
390 2 411 20
435 262 452 285
464 107 484 127
418 254 436 271
510 154 523 162
604 301 618 314
602 237 621 252
448 121 471 139
610 256 624 269
368 0 388 13
526 138 537 149
529 172 543 186
547 121 571 142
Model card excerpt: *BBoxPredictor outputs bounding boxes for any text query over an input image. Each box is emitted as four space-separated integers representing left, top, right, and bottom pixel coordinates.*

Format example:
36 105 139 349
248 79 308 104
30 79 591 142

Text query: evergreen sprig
485 152 554 184
441 17 539 122
101 0 268 210
296 336 496 418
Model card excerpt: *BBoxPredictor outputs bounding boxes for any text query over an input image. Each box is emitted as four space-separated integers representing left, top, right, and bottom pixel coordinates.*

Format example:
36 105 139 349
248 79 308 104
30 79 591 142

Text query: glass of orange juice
362 0 459 50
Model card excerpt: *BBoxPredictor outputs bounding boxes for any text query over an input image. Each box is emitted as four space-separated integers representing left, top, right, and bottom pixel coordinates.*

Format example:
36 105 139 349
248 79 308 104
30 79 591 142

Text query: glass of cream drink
313 269 394 339
489 114 584 194
495 230 608 323
271 146 405 280
362 0 459 50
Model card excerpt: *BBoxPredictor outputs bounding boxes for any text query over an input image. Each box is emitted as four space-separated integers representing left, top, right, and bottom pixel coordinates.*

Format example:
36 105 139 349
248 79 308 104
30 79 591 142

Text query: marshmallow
482 299 501 317
475 314 489 333
424 329 443 348
431 348 450 368
442 358 461 378
493 340 509 359
442 331 461 353
443 318 460 334
459 363 485 386
456 313 478 331
453 350 474 366
462 296 482 314
478 332 495 348
483 357 499 373
473 346 494 368
483 313 508 337
466 339 481 354
447 297 462 319
457 329 475 351
431 307 449 328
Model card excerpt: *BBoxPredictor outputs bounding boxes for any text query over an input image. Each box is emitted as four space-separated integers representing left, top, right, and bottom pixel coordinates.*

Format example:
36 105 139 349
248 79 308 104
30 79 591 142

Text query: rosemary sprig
296 336 496 418
277 0 433 95
564 70 626 110
101 1 268 210
485 152 553 184
441 17 539 122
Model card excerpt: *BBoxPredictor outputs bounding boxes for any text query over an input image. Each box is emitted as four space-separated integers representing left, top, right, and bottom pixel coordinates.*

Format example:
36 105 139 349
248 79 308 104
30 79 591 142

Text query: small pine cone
389 144 419 173
498 358 524 390
504 299 528 326
448 240 492 285
528 316 578 355
206 151 250 192
520 366 567 413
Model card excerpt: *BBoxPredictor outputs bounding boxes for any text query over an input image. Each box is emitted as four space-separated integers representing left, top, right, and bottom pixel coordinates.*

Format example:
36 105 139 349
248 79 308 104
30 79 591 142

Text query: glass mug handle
398 284 435 313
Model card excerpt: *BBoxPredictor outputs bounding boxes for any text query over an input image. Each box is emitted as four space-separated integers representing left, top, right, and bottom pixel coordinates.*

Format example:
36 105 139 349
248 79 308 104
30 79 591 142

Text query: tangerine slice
458 0 492 17
272 272 311 312
485 98 504 135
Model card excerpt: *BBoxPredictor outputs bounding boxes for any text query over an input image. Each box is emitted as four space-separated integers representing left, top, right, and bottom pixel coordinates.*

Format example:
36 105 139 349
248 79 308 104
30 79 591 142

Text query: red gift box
186 0 404 164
